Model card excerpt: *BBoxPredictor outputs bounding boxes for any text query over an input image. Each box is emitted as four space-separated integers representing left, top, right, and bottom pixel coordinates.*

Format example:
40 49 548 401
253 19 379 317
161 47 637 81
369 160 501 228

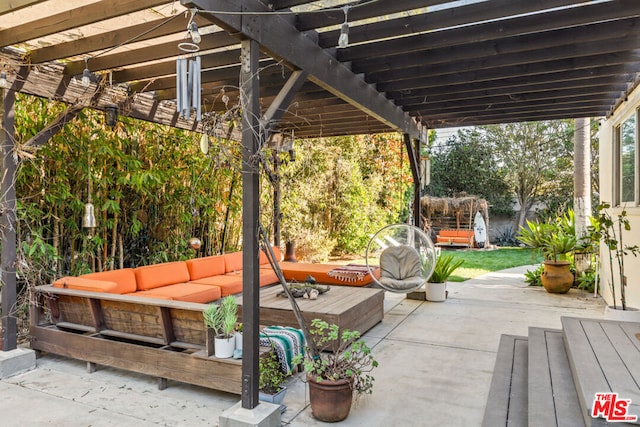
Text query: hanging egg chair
366 223 437 293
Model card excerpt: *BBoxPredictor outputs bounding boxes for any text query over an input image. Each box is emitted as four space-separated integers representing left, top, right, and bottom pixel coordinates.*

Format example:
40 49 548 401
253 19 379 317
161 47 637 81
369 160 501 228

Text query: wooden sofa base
31 325 243 393
30 283 385 392
30 286 251 394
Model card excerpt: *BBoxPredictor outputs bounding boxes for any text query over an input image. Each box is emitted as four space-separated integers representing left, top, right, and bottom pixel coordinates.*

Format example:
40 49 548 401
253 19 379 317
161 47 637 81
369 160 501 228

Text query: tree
483 121 574 227
427 128 513 216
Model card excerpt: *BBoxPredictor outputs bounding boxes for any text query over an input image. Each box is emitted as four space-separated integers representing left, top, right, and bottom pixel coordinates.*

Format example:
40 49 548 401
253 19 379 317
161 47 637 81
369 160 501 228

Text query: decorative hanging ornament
82 202 97 229
200 133 209 154
176 56 201 121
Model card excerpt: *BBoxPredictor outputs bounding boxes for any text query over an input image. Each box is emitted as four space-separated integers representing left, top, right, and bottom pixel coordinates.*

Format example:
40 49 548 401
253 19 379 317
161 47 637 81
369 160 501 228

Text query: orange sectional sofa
53 248 283 304
52 247 379 302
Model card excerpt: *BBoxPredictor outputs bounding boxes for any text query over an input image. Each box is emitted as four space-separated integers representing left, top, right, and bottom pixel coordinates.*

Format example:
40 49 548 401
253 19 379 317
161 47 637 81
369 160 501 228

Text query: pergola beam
0 0 170 46
338 0 640 61
181 0 423 141
29 15 209 64
0 0 45 15
319 0 602 48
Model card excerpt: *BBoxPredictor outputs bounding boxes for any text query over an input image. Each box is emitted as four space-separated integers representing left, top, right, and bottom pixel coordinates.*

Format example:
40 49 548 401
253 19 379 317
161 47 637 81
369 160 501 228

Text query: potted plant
293 318 378 422
517 213 576 293
425 253 464 302
590 202 640 319
203 296 237 358
258 349 289 404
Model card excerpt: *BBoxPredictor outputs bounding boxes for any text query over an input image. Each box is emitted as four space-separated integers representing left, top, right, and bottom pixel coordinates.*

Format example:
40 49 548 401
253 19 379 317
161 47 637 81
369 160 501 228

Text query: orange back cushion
134 261 191 291
81 268 137 293
224 251 243 273
53 276 124 294
186 255 226 280
259 246 282 265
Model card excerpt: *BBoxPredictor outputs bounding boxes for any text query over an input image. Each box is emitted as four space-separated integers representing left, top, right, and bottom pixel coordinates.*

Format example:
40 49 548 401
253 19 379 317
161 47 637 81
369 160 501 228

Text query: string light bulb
338 6 350 48
189 21 201 44
81 58 90 87
0 71 7 88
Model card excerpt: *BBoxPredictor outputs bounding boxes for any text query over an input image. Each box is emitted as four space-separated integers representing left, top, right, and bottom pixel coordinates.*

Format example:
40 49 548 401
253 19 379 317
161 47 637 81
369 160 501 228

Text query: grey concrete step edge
528 327 585 427
482 334 528 427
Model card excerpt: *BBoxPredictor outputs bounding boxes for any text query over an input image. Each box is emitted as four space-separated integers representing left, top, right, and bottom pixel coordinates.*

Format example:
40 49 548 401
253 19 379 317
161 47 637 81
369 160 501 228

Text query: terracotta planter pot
307 375 353 422
541 261 573 294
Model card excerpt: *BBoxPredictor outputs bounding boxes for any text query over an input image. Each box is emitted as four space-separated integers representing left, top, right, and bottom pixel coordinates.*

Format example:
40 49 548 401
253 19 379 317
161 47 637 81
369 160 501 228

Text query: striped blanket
259 326 305 374
327 263 376 283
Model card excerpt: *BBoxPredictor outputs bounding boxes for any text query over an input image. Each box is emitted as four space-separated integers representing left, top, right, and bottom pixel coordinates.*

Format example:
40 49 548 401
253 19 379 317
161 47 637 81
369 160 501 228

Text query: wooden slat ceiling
1 0 639 139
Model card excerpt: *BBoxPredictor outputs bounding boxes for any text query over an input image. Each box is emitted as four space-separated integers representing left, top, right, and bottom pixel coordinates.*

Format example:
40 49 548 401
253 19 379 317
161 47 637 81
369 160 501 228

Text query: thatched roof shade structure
421 195 489 243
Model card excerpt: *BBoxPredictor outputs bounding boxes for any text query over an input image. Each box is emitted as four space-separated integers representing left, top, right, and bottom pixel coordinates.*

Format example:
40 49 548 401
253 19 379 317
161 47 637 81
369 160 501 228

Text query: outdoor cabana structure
421 195 489 236
2 1 640 423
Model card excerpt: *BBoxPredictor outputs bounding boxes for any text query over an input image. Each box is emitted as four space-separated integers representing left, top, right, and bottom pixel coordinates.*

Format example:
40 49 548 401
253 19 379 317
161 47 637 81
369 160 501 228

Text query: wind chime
176 9 202 121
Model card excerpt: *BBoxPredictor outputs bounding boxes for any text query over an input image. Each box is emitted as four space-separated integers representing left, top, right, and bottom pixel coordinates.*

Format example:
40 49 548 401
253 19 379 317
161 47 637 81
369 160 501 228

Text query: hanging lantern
104 104 118 128
82 202 97 229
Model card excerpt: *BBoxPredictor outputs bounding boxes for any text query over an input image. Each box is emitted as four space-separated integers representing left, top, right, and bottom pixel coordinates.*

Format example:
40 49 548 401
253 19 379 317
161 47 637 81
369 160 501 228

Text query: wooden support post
404 134 422 229
158 377 168 390
240 37 261 410
87 362 97 373
1 83 18 352
273 151 281 247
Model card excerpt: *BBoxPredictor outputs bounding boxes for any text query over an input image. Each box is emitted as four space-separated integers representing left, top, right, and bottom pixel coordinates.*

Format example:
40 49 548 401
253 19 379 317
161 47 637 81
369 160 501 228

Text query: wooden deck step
482 334 529 427
562 317 640 426
527 327 584 427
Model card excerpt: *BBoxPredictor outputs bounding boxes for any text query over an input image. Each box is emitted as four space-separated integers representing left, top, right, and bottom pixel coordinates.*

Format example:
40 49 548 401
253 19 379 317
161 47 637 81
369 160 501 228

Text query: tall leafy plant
427 253 464 283
590 203 640 310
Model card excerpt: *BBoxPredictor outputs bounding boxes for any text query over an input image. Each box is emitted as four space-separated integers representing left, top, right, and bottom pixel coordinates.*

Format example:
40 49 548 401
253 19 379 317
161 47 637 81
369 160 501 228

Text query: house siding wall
599 84 640 309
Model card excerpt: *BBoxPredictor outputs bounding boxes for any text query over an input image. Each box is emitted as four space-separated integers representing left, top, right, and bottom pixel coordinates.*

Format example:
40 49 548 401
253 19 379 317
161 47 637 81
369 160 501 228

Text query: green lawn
339 247 541 282
446 247 542 282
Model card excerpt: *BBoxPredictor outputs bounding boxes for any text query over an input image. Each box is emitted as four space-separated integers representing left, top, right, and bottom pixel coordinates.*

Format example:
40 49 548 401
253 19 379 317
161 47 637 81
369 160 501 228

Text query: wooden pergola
2 0 640 412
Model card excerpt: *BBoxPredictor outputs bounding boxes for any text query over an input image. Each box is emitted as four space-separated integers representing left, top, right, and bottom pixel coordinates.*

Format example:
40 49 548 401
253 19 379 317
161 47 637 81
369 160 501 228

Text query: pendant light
82 149 96 231
104 104 118 128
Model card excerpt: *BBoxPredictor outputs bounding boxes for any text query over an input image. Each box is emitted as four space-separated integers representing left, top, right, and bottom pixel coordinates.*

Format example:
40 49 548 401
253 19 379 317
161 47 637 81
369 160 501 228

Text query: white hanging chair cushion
378 245 424 290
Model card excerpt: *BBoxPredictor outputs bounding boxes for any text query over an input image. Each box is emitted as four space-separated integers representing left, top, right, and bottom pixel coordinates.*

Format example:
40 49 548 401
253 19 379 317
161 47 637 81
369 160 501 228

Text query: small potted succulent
203 296 237 358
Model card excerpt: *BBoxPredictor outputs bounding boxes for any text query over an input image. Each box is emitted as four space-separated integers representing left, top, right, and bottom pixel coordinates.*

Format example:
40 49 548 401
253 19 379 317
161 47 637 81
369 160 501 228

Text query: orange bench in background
436 229 475 247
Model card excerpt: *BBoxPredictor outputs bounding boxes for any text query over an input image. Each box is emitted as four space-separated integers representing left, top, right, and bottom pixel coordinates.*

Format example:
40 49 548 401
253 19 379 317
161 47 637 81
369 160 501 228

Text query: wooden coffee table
237 284 384 335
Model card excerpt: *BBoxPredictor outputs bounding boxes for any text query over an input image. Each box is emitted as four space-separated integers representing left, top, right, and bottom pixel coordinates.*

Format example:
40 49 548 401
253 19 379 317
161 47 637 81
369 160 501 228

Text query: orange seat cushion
124 292 174 301
259 270 279 287
132 283 221 303
53 276 125 293
134 261 191 291
190 275 244 296
186 255 226 280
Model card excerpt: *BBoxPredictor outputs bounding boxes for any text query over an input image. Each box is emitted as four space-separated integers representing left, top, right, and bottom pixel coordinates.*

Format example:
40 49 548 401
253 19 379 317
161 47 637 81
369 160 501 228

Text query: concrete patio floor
0 265 606 426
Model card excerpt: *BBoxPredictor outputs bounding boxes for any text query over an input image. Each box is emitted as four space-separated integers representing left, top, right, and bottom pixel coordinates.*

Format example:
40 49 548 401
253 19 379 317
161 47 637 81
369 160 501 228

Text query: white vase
214 334 236 358
426 281 446 302
604 306 640 322
235 331 243 350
